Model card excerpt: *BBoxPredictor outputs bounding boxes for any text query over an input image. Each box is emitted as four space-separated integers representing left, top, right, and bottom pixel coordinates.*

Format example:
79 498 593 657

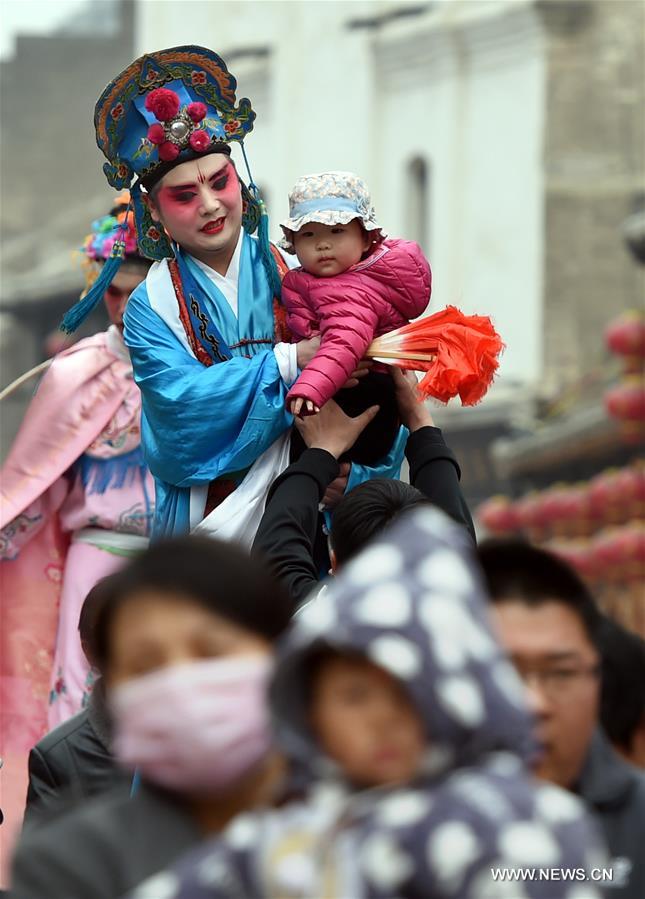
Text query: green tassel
60 239 126 333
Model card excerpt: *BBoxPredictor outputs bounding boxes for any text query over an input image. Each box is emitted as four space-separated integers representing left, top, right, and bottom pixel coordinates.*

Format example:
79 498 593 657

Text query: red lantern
614 466 645 522
546 539 598 581
622 522 645 582
593 528 625 580
605 311 645 374
598 524 645 582
589 468 639 526
540 486 567 529
589 470 616 523
516 492 547 530
555 484 592 537
632 461 645 507
604 377 645 422
476 496 520 534
573 539 601 580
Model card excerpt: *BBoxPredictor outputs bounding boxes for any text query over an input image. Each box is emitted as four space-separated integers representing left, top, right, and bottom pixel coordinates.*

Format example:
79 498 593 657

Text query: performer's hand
321 462 351 510
391 367 435 432
296 336 321 369
289 397 320 417
295 399 380 459
343 358 372 388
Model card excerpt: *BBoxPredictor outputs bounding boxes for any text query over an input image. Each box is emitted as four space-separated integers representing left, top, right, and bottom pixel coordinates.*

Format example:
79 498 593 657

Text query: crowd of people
1 43 644 898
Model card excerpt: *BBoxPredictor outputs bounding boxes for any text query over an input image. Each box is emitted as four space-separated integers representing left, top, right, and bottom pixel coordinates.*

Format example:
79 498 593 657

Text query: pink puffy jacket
284 239 432 409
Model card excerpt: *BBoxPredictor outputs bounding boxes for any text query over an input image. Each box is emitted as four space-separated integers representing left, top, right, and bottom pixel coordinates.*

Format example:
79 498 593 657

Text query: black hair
598 615 645 753
330 479 428 566
477 538 604 651
93 535 295 670
110 199 131 218
78 574 119 645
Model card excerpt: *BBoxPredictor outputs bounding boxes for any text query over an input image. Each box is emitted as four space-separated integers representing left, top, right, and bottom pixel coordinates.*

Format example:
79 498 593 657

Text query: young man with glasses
478 540 645 899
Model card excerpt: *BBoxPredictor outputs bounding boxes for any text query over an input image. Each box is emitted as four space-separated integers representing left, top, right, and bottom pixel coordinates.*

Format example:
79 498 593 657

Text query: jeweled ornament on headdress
91 45 259 265
94 46 255 206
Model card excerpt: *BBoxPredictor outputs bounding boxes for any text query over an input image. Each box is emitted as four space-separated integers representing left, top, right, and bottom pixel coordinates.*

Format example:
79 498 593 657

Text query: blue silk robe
123 234 404 537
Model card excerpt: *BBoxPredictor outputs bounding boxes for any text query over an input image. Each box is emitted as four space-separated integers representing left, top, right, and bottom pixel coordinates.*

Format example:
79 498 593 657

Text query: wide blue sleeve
124 285 292 488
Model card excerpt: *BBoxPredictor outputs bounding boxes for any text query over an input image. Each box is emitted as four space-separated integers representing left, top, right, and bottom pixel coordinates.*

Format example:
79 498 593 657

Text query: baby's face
293 219 372 277
309 653 426 788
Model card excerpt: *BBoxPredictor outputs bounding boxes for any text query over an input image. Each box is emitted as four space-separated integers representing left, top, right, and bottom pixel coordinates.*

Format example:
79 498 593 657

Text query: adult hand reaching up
391 367 435 432
295 399 380 460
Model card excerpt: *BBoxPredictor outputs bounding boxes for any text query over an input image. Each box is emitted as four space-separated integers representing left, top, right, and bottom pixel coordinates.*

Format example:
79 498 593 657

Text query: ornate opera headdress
78 191 143 294
62 45 277 333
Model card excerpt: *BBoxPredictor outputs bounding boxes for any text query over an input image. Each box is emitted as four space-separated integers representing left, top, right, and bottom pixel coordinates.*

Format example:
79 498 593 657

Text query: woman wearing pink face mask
11 536 294 899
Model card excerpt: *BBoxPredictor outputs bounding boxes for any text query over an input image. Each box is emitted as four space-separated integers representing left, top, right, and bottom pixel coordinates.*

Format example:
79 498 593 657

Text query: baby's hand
289 397 320 417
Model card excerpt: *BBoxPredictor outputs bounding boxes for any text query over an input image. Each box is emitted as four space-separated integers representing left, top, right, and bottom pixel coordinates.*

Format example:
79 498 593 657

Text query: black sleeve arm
23 746 61 825
405 426 476 543
252 448 340 607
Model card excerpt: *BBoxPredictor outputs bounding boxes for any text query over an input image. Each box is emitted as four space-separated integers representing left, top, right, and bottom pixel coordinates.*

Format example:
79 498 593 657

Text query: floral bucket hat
279 171 384 253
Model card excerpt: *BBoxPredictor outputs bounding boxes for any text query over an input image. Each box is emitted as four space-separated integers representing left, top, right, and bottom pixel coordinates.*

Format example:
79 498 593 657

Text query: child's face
293 219 372 277
309 654 426 788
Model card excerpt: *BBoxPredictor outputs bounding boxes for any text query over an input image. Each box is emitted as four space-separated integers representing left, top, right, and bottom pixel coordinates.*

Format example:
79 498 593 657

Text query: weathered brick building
0 0 136 459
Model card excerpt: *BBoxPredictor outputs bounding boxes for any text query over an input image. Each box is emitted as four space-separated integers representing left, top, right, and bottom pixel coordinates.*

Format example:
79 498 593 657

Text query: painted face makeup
103 266 148 331
293 219 372 278
149 154 243 273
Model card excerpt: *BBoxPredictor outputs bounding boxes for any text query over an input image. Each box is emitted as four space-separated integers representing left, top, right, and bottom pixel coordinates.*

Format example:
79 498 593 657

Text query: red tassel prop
367 305 504 406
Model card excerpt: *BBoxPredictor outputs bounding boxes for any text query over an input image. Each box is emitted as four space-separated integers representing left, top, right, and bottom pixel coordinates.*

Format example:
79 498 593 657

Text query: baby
279 172 431 463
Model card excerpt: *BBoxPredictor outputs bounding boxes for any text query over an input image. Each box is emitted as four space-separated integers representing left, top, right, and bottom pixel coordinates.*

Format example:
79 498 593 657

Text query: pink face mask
111 655 273 794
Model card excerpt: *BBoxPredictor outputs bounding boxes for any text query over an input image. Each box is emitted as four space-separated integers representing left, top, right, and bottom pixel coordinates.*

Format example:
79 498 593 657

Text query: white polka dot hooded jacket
131 509 607 899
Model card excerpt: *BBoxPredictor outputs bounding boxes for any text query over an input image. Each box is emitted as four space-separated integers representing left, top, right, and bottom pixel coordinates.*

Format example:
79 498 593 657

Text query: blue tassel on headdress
60 222 128 334
240 142 282 298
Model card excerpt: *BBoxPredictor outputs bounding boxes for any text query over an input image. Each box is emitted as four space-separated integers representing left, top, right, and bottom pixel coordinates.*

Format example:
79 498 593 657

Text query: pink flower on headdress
189 130 210 152
147 226 161 241
102 236 117 257
187 102 207 123
224 120 240 135
191 71 207 85
147 123 166 145
145 88 180 122
111 103 124 120
158 141 180 162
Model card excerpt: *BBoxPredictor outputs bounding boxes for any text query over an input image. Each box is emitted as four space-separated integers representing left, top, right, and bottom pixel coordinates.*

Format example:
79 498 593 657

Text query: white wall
371 1 546 385
136 0 547 386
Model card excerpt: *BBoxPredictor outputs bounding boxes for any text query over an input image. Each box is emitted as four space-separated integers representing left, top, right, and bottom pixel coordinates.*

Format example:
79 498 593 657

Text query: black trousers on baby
290 370 400 467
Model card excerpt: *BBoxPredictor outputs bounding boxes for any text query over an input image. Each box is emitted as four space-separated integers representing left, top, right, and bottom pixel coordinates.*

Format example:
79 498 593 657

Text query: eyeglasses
514 663 601 699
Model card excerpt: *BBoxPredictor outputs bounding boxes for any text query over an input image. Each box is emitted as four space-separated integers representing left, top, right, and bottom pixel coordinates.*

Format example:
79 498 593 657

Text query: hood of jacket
270 507 534 784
